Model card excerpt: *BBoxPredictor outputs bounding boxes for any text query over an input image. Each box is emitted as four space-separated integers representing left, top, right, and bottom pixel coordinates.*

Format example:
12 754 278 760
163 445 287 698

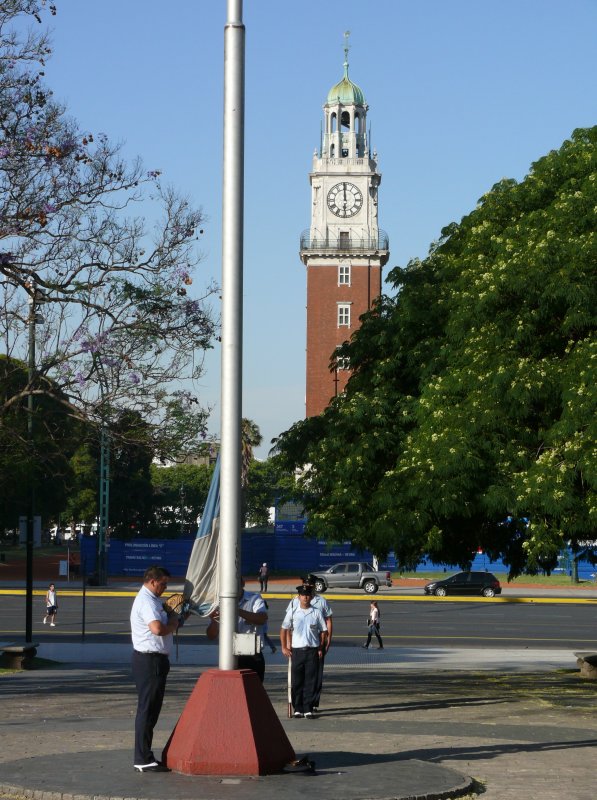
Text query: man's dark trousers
291 647 319 714
132 651 170 765
313 650 325 707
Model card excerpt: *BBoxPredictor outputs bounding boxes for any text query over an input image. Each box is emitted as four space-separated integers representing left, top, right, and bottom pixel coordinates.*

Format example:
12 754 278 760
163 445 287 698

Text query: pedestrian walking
130 565 183 773
362 600 383 649
280 583 327 718
258 562 269 592
43 583 58 626
285 575 333 710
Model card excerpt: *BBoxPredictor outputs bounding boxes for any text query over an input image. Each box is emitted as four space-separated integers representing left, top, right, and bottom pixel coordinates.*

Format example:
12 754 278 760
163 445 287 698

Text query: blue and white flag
184 453 220 616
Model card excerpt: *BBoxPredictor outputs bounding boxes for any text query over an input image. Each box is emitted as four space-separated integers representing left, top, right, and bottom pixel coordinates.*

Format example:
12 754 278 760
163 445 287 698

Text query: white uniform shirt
130 584 172 655
281 603 326 648
238 590 267 647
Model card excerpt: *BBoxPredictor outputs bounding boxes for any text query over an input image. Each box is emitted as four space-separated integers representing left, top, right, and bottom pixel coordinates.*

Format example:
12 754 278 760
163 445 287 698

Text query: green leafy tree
149 461 213 537
275 127 597 578
243 457 287 528
0 354 79 530
107 410 155 537
63 442 98 531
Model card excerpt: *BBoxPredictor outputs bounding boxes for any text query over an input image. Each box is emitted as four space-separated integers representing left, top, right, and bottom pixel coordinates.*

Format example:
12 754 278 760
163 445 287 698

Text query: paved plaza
1 641 596 800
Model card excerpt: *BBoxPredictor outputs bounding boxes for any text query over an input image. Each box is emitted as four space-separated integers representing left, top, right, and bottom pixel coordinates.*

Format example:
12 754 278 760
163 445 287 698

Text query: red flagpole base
162 669 296 775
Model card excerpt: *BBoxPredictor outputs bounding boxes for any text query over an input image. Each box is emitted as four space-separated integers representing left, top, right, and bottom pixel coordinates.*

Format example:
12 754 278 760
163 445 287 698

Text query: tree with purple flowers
0 1 218 479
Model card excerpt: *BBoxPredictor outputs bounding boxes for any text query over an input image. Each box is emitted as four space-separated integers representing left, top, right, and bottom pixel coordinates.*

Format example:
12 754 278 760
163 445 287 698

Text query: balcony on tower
299 229 389 265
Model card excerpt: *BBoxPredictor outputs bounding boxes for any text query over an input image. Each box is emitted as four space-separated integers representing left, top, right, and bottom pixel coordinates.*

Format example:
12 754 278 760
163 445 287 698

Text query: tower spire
343 30 350 78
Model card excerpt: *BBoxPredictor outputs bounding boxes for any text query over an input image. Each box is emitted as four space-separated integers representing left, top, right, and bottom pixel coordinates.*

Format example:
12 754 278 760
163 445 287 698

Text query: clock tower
300 36 389 417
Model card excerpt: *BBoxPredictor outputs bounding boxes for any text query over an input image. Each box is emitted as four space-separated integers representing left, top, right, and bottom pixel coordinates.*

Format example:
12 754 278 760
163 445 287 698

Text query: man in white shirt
206 577 268 681
285 575 333 710
130 566 182 773
280 583 327 718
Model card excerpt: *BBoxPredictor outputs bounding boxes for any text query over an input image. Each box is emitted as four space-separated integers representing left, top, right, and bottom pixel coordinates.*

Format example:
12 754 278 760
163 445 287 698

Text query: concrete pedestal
163 669 296 775
0 643 38 670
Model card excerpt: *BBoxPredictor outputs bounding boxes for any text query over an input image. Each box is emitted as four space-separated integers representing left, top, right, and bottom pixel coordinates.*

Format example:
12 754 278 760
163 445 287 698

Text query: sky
37 0 597 458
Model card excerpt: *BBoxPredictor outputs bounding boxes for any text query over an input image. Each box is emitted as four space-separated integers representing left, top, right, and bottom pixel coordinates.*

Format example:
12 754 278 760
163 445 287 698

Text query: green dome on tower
326 71 365 106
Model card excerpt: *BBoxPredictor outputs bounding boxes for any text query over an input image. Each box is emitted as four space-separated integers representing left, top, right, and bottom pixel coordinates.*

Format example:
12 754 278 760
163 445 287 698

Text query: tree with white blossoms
0 1 218 470
274 127 596 578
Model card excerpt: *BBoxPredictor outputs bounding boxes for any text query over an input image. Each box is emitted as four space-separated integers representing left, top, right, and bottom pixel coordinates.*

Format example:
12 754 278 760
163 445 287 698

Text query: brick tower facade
300 39 389 417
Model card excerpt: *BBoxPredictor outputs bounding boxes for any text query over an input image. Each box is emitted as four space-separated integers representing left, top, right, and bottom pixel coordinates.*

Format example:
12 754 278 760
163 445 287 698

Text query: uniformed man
206 577 268 681
280 583 327 718
285 575 333 711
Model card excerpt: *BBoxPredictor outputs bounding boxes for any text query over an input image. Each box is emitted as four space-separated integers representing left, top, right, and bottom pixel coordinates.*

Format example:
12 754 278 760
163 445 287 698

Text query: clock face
327 182 363 218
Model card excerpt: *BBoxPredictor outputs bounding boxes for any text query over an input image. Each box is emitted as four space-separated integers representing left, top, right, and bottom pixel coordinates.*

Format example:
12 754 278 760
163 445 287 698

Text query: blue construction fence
79 533 597 580
79 533 379 578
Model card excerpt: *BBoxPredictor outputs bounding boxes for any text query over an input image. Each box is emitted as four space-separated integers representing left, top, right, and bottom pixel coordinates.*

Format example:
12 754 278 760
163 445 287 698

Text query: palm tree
241 418 262 487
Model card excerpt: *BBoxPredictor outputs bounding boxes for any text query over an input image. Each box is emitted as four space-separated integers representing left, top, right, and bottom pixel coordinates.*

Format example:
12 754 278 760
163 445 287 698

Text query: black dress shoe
134 762 171 773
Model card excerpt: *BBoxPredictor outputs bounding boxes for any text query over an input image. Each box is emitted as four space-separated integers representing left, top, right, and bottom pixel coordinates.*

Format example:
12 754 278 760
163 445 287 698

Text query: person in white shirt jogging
43 583 58 626
130 565 183 773
280 583 327 718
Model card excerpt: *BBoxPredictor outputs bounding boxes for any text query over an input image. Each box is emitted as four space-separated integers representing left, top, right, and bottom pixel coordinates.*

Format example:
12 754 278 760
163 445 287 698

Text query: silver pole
26 290 35 643
219 0 245 671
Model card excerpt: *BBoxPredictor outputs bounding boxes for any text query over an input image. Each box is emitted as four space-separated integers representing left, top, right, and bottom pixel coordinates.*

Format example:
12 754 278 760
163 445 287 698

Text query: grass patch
393 570 595 586
0 544 75 560
483 671 597 710
0 656 62 674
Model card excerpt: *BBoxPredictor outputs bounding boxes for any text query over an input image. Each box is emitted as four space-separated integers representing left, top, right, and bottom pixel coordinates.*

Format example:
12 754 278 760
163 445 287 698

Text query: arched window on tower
330 143 335 158
341 111 351 157
331 112 337 133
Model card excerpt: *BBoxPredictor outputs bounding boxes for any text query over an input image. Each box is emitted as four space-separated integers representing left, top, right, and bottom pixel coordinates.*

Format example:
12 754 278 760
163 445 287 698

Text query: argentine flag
184 453 220 616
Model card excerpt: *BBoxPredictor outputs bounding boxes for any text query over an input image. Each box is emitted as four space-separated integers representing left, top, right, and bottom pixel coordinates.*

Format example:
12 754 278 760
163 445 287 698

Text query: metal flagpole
218 0 245 671
139 3 295 774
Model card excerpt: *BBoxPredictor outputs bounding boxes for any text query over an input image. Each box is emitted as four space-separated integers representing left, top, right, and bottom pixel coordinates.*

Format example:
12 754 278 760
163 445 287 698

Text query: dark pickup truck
307 562 392 594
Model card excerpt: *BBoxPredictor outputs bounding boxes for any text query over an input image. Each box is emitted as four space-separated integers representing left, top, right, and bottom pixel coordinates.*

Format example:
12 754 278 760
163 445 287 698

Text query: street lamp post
97 424 109 585
95 358 111 587
179 484 185 536
26 283 45 643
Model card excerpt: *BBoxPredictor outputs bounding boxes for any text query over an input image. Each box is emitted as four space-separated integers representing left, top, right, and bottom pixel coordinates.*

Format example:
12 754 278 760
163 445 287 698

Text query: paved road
2 584 597 650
